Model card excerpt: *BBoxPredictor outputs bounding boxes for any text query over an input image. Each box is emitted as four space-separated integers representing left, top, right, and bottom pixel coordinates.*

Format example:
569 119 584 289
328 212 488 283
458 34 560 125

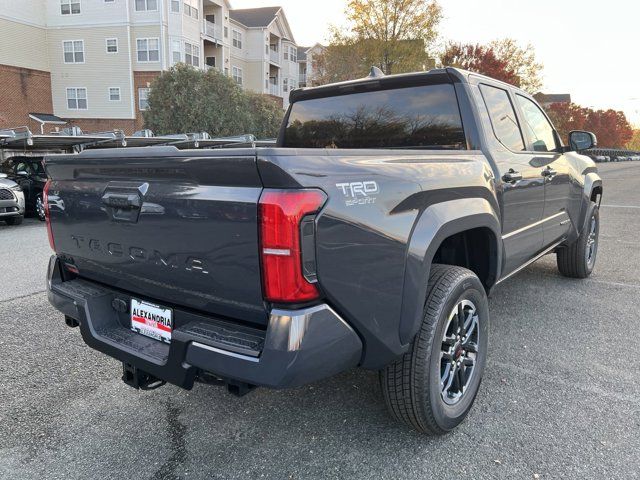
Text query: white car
0 173 25 225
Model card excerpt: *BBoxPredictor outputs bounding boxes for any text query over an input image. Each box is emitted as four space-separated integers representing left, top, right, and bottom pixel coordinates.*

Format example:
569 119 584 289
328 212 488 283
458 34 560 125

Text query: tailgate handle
101 192 142 210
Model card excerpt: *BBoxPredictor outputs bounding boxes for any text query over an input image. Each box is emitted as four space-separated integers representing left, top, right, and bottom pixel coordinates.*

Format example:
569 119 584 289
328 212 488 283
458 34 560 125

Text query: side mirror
17 171 29 177
569 131 597 151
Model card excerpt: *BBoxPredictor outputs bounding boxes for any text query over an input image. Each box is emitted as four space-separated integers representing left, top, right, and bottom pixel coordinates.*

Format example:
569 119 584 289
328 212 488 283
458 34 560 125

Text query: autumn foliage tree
441 39 543 92
627 130 640 151
440 43 520 85
315 0 442 84
546 102 634 148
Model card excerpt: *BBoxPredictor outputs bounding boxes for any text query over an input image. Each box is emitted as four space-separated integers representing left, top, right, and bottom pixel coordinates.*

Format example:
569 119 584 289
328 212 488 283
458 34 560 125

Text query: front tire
36 194 46 221
557 201 599 278
380 264 489 434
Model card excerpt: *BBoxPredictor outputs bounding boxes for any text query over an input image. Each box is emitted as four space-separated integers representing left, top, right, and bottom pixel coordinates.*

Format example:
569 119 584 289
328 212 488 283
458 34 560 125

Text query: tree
441 39 543 92
489 39 543 93
584 109 633 148
627 130 640 151
143 64 283 137
315 0 442 83
440 43 520 86
545 102 589 140
546 102 633 148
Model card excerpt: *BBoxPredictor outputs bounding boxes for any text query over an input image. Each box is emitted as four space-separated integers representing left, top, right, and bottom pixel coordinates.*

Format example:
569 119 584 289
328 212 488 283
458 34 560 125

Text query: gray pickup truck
45 68 602 434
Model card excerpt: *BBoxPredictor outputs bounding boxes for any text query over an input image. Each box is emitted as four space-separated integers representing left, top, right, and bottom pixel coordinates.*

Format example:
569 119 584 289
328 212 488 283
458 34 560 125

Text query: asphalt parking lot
1 162 639 480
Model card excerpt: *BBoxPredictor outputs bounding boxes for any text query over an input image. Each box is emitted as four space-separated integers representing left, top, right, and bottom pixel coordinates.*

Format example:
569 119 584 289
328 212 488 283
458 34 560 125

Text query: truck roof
290 67 526 103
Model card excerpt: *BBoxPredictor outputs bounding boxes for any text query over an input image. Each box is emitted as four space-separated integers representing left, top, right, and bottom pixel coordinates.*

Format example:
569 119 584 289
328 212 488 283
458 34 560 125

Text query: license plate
130 299 173 344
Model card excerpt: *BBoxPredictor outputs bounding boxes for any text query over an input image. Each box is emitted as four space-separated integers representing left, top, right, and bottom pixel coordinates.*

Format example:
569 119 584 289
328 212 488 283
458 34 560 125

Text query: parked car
44 67 602 435
1 156 47 220
0 173 25 225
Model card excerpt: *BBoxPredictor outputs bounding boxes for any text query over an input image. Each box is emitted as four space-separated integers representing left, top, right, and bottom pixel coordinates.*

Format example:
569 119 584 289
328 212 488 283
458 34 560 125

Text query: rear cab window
479 84 525 151
283 83 466 149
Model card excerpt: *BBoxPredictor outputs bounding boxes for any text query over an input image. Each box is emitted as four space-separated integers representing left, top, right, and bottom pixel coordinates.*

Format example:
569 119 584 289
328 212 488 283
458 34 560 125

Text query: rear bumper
46 255 362 389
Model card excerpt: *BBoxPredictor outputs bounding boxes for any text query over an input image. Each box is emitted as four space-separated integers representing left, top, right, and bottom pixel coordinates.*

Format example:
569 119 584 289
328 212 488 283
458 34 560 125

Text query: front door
514 94 573 247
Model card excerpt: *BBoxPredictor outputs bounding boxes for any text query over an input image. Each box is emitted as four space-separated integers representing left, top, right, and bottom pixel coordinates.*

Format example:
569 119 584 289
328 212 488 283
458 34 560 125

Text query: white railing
269 83 280 96
299 73 307 84
269 49 280 64
204 21 222 40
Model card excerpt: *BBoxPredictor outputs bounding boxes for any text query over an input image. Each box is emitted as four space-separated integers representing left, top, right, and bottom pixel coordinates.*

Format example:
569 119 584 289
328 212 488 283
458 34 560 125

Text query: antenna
368 66 385 78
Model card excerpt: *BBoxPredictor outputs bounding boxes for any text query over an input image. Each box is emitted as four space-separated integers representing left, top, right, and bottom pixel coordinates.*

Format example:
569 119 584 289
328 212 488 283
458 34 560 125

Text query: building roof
533 93 572 104
29 113 67 125
229 7 281 28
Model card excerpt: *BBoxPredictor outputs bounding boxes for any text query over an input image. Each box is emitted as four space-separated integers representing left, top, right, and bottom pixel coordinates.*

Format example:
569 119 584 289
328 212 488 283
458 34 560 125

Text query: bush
143 64 284 138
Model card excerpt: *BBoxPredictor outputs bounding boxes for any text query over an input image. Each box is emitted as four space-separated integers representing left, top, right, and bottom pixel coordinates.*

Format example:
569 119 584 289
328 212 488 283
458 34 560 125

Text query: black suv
1 156 48 221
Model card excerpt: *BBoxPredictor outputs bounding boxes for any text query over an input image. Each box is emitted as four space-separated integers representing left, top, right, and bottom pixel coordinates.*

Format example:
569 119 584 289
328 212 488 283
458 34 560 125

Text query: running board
496 240 564 285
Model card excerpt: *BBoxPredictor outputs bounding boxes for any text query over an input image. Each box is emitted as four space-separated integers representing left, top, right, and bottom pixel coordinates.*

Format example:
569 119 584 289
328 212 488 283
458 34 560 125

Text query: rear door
477 83 545 275
45 148 268 325
514 94 573 247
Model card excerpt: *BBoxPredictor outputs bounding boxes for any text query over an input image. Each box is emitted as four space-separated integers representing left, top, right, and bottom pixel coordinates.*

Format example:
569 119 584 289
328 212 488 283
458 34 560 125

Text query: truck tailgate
45 148 267 325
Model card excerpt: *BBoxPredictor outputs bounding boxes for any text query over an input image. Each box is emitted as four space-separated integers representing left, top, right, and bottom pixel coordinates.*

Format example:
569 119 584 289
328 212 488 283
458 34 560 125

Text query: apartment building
297 43 324 87
0 0 299 134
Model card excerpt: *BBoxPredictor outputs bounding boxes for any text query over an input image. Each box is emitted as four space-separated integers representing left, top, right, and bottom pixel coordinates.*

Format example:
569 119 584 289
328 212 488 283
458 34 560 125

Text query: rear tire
380 264 489 434
5 215 24 226
557 201 599 278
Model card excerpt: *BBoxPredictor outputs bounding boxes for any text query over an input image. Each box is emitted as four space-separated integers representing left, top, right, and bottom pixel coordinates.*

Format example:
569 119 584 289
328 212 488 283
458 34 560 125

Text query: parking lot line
600 204 640 209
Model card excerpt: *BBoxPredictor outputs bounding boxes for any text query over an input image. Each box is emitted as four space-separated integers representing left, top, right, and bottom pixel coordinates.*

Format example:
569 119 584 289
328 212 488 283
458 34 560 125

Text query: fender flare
398 198 501 345
578 172 603 234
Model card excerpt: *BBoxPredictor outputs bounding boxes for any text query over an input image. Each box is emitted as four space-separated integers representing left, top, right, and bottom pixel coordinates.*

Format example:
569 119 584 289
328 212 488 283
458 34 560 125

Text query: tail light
43 179 56 252
259 189 327 303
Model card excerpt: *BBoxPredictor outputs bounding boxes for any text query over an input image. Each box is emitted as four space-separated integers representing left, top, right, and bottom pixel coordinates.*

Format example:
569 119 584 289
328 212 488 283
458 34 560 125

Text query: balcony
203 21 223 42
269 49 280 65
269 83 280 96
299 74 307 84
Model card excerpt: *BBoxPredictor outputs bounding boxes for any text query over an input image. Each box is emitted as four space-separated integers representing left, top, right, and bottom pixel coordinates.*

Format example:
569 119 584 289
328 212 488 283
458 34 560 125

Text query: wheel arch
398 198 501 345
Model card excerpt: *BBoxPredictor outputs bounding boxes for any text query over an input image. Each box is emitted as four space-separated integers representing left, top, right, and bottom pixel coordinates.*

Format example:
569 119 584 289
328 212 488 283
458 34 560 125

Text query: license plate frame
130 298 173 344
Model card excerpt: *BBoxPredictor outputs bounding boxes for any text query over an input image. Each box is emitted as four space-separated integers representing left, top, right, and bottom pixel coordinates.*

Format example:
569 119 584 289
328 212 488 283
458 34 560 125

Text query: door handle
101 192 142 210
502 169 523 183
542 167 557 179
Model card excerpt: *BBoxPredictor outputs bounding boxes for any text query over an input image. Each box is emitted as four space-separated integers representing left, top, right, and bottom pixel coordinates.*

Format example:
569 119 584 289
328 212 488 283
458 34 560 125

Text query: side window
516 95 557 152
479 84 525 152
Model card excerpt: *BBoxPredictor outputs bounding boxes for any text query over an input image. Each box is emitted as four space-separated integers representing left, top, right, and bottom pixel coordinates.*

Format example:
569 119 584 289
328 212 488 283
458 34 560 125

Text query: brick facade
0 65 53 132
62 118 137 135
133 71 161 132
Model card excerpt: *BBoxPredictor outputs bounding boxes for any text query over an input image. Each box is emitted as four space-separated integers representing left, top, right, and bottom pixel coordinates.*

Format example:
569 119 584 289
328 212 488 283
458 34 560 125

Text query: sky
231 0 640 126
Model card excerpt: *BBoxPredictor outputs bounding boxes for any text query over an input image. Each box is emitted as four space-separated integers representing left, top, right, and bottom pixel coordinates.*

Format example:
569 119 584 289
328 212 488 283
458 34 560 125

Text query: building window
290 46 297 63
138 88 150 110
171 40 181 64
232 30 242 49
137 38 160 62
109 87 121 101
183 0 198 18
61 0 81 15
224 26 228 38
67 87 87 110
170 0 179 12
135 0 157 11
232 66 243 85
63 40 84 63
206 56 216 68
104 0 114 3
106 38 118 54
185 42 200 67
284 48 288 61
